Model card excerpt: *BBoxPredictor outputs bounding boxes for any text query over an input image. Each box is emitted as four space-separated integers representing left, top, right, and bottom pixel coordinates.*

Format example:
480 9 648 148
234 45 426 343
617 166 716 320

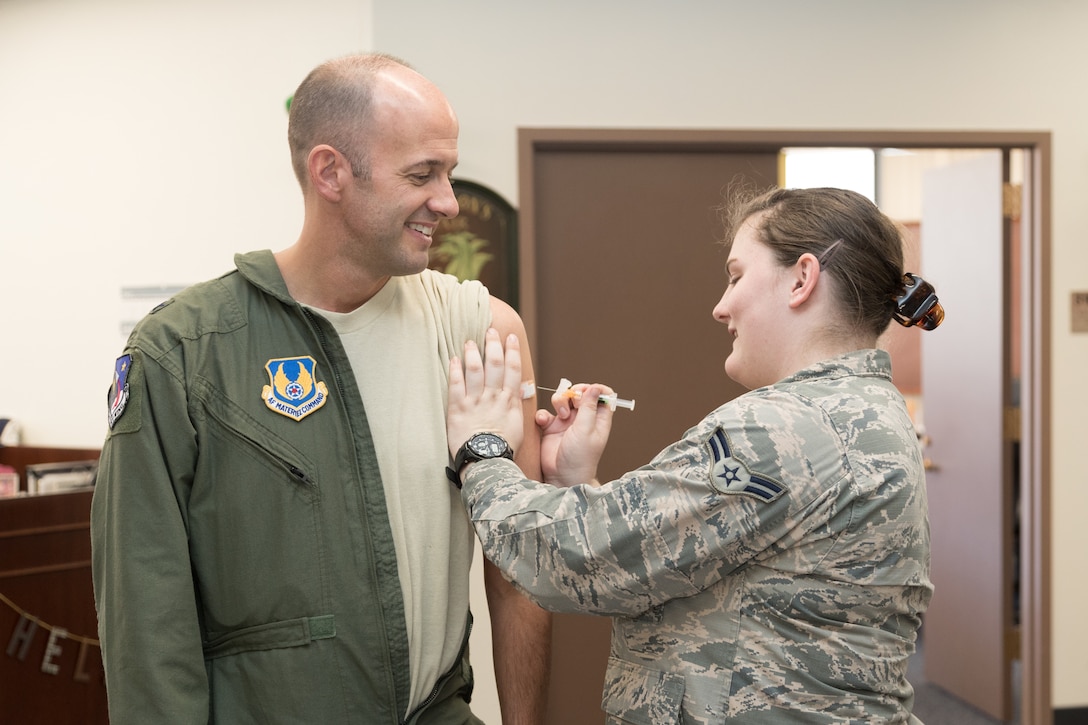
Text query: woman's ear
788 253 822 309
307 145 350 202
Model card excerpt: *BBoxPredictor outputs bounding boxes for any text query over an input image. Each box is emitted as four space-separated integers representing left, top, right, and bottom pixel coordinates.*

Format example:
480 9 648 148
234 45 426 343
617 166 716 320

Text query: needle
523 381 636 411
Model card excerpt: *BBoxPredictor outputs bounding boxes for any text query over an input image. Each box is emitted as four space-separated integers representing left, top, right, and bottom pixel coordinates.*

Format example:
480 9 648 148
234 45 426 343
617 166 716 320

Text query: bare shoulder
488 296 527 340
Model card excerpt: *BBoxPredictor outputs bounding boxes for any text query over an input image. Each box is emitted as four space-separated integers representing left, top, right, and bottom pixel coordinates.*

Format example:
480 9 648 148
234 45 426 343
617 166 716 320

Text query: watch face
469 433 508 457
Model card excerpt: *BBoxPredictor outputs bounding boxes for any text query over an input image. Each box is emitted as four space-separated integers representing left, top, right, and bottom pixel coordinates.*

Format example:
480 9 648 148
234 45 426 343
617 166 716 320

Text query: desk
0 447 107 724
0 446 101 494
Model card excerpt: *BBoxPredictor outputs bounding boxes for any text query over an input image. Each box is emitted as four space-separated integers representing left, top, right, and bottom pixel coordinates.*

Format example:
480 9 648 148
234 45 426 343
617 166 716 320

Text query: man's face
342 77 460 277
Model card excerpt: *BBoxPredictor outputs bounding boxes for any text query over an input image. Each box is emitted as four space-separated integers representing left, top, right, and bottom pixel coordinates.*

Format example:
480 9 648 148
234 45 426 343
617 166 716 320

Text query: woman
446 187 943 723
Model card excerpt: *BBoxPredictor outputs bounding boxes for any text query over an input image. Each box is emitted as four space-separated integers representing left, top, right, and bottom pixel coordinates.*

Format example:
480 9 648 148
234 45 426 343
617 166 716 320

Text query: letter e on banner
41 627 67 675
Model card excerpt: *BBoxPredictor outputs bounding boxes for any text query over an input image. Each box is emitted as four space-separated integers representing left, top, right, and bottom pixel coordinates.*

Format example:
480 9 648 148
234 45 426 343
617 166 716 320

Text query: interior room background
2 0 1085 720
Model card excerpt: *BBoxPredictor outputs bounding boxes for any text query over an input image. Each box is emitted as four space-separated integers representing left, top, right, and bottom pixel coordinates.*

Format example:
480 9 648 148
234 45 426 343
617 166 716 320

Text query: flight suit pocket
191 376 320 498
601 656 685 724
204 615 336 659
187 378 329 630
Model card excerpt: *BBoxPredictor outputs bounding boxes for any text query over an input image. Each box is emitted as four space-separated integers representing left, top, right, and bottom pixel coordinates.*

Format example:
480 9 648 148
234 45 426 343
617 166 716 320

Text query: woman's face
712 214 794 389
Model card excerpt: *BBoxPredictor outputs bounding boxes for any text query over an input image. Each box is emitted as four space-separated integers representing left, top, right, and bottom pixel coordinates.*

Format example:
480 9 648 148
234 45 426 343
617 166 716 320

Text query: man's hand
447 328 526 458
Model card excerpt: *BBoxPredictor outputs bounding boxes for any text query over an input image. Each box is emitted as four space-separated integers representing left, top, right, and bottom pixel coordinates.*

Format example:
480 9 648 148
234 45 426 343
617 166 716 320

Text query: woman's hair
723 186 909 337
286 53 411 189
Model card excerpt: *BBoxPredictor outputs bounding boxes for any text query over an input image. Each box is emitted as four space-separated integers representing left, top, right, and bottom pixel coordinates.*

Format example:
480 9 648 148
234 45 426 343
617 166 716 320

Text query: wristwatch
446 432 514 488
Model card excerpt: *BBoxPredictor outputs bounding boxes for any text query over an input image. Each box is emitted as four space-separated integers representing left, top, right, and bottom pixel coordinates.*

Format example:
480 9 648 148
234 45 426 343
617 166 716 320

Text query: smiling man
91 54 550 725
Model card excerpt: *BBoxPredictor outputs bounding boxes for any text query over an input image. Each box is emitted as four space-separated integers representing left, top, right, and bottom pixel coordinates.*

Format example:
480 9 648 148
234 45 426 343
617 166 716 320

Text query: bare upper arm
488 296 542 480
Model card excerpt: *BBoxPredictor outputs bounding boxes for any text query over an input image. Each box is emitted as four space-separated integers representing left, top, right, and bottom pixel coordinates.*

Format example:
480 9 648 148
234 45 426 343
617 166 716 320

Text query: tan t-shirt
312 270 490 714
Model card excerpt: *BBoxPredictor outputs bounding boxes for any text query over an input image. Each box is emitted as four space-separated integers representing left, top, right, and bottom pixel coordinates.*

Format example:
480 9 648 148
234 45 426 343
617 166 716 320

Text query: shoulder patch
108 354 132 428
707 428 786 502
262 356 329 421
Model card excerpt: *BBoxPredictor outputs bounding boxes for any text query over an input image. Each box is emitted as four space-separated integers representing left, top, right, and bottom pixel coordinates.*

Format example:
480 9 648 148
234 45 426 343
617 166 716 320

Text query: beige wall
2 0 1086 713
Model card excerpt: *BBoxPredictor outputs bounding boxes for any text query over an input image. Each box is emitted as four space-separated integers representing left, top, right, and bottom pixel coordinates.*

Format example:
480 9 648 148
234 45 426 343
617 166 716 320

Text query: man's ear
788 252 821 309
307 145 350 202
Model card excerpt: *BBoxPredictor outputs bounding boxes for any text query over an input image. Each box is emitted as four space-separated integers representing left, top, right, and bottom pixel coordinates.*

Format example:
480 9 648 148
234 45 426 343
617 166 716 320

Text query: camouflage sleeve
460 391 847 617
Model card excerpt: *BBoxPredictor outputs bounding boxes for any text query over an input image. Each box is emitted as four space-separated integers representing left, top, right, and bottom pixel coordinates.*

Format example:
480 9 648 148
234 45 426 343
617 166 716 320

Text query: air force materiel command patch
262 356 329 421
707 427 785 502
108 354 132 429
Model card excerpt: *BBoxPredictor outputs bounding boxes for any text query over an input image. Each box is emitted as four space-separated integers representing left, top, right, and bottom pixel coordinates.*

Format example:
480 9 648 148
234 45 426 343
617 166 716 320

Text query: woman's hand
536 382 615 487
447 328 526 459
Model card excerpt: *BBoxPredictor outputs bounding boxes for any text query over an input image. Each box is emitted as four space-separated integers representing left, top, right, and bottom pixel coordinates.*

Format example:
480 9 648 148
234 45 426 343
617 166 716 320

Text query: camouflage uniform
462 350 931 723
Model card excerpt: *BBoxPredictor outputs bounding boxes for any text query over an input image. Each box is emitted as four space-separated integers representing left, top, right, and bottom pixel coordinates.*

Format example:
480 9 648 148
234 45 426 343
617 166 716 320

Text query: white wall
3 0 1087 714
0 0 371 446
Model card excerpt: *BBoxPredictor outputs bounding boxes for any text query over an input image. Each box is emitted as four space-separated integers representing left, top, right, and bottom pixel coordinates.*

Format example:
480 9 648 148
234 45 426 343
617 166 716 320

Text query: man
91 53 551 724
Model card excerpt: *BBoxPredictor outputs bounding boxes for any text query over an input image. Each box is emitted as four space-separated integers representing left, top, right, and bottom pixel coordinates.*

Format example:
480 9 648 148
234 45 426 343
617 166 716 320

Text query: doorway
789 146 1022 721
517 128 1050 725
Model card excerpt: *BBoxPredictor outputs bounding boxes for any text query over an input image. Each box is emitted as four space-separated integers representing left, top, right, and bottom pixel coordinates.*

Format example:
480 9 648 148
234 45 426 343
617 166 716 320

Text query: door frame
518 128 1051 725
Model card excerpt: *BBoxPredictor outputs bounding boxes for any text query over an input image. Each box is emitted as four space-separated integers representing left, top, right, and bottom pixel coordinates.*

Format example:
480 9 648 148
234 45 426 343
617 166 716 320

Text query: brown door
523 136 778 724
919 151 1015 720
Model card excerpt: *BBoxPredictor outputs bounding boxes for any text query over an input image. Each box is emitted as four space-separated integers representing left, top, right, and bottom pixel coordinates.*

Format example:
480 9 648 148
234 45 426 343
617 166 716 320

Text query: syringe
521 379 636 411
